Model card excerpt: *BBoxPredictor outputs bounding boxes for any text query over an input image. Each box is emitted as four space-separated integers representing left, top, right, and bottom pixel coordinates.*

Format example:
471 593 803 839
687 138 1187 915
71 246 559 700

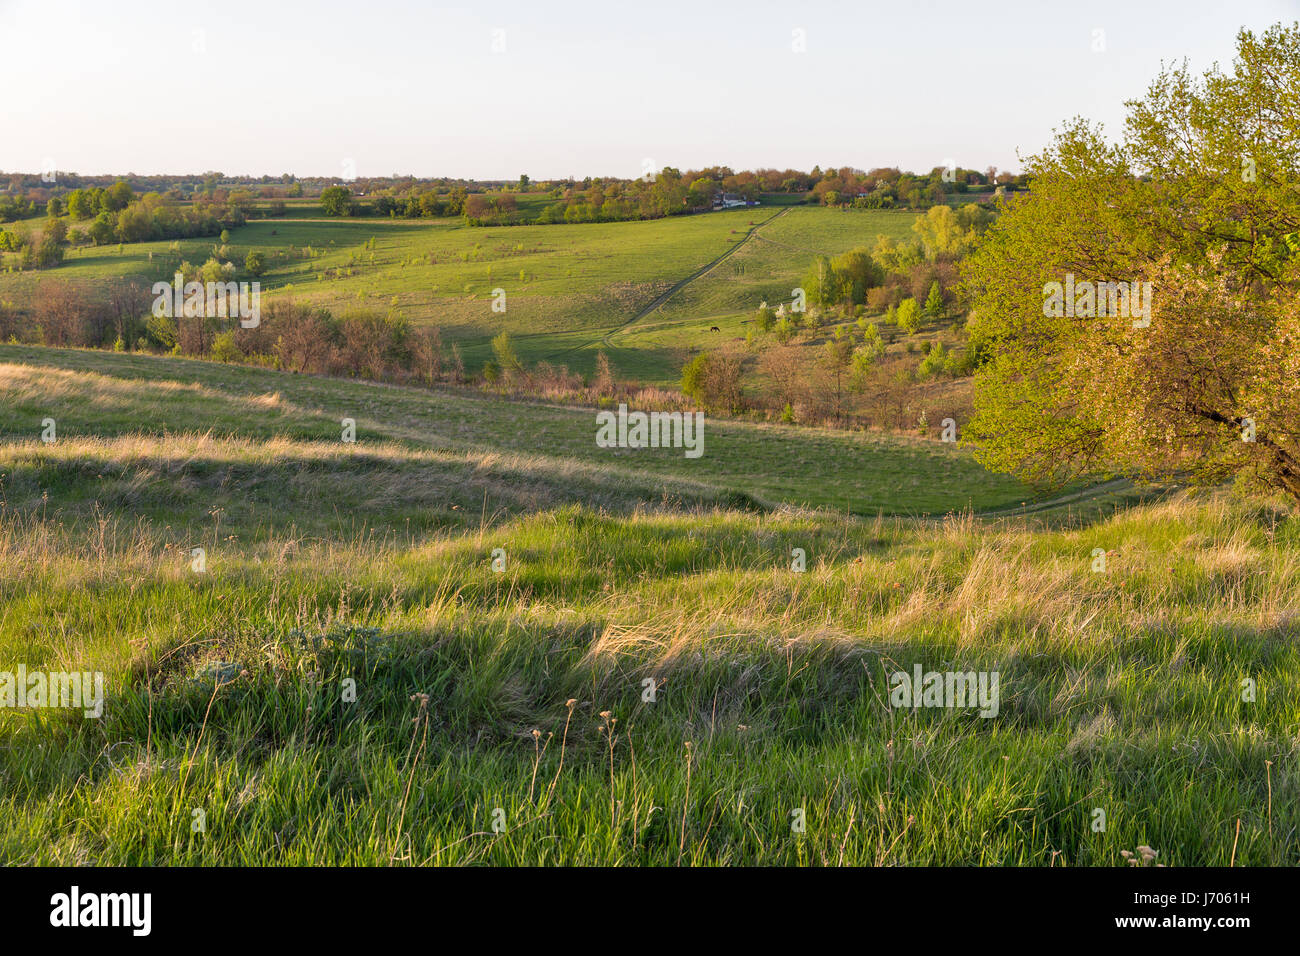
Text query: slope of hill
0 345 1051 515
0 346 1294 866
0 206 924 382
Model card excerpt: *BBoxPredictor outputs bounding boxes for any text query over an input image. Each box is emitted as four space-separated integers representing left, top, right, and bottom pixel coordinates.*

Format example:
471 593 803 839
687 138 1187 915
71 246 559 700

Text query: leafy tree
917 342 950 379
681 350 743 413
829 247 883 304
115 202 154 243
896 297 921 334
245 250 266 277
873 234 925 272
102 180 134 212
687 177 716 208
955 203 993 236
200 257 228 284
145 311 177 350
320 186 354 216
211 330 241 363
911 204 975 259
850 335 884 390
681 353 710 404
924 280 945 316
961 22 1300 501
67 189 98 220
35 232 65 268
801 255 839 307
491 331 523 378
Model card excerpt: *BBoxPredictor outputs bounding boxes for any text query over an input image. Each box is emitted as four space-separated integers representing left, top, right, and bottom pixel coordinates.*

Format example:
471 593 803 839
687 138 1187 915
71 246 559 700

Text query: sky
2 0 1297 180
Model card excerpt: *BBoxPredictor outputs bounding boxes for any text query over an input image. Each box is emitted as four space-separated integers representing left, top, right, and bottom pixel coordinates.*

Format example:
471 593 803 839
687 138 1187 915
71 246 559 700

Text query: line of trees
1 280 461 386
809 166 1029 209
307 164 1027 228
0 184 247 271
319 184 469 219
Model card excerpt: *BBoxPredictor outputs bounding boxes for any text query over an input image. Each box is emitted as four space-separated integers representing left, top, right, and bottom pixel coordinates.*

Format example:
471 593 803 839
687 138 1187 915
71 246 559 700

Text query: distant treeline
0 164 1031 235
308 165 1028 228
0 180 252 271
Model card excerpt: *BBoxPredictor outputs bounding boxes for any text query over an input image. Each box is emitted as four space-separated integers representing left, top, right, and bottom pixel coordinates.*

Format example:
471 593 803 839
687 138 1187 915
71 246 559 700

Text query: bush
681 349 744 413
917 342 949 379
211 331 241 363
897 298 921 334
924 280 945 316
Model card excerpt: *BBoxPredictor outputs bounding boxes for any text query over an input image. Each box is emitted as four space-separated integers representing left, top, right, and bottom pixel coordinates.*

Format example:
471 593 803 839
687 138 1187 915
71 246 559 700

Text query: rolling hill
1 345 1294 865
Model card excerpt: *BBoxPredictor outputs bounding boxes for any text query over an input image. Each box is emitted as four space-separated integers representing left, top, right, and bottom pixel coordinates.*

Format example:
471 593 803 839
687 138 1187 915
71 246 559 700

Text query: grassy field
1 345 1296 866
610 206 923 361
0 345 1049 515
0 205 922 384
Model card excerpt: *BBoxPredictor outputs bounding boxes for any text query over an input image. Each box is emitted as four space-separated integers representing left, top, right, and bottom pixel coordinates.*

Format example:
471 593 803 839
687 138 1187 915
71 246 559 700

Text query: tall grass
0 347 1291 865
2 443 1296 863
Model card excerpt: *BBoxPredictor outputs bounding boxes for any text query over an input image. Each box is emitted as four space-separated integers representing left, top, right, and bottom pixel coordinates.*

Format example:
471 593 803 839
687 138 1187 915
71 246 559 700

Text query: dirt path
544 207 790 360
912 478 1173 520
972 478 1139 517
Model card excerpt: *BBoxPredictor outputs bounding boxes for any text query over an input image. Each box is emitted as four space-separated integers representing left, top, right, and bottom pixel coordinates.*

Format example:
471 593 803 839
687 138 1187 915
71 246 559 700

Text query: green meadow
1 346 1295 866
0 345 1046 515
0 204 923 384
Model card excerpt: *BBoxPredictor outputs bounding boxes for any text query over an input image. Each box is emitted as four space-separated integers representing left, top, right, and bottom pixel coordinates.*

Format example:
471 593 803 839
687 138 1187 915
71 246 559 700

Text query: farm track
543 207 791 360
960 477 1159 519
804 478 1160 520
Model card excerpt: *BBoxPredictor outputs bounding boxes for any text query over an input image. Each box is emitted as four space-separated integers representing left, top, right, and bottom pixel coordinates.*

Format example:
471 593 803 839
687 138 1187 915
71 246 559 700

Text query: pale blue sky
2 0 1296 179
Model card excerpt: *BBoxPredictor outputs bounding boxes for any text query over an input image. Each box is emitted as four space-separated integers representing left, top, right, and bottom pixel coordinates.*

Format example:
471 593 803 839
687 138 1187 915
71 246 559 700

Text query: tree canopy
962 22 1300 501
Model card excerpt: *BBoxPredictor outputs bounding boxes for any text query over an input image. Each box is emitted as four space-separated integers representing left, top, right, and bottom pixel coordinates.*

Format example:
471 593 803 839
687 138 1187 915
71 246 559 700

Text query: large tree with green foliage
319 186 354 217
962 22 1300 500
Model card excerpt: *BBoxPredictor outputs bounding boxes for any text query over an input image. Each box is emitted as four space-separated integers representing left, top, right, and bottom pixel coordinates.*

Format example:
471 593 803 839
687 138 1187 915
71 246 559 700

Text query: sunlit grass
0 347 1293 865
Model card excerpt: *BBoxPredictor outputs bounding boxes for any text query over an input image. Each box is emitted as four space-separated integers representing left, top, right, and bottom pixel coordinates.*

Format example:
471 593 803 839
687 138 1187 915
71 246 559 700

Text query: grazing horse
709 326 720 332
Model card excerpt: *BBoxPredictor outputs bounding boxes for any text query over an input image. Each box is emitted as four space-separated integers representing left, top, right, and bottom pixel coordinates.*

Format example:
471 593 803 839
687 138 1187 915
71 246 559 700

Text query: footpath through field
545 207 791 360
